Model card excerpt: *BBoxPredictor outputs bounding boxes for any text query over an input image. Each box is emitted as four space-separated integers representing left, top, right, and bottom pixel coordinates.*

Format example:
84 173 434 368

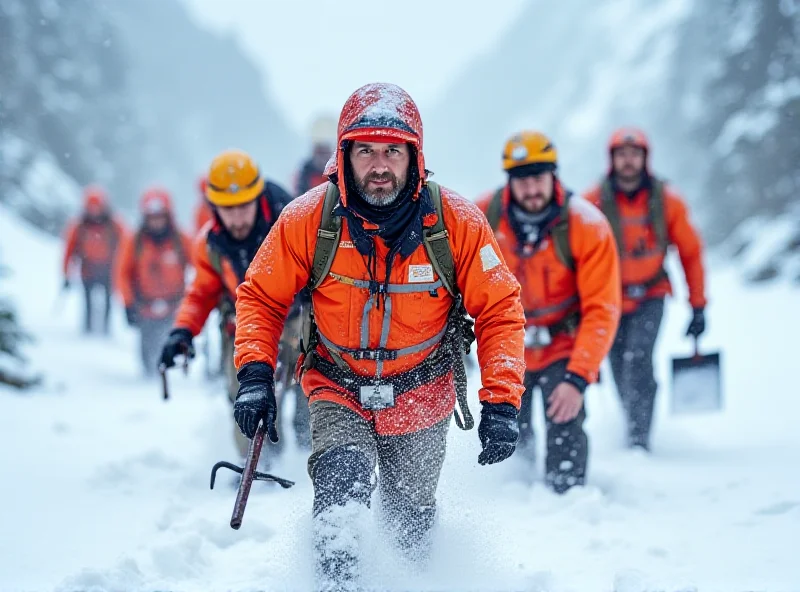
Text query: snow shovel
670 336 722 415
210 421 295 530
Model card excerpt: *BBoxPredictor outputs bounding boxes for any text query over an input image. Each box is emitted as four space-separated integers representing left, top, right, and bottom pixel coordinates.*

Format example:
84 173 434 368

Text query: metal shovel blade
670 350 722 415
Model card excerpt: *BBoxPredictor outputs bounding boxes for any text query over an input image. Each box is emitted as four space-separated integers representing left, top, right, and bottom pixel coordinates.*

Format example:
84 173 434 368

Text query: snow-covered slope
2 209 799 591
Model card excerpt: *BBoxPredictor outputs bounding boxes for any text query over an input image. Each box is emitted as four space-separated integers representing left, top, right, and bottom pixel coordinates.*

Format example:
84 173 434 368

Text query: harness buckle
352 348 398 362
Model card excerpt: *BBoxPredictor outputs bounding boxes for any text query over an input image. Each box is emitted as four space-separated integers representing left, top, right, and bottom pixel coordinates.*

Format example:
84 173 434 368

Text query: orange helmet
502 131 558 176
83 185 108 216
608 127 649 153
140 186 173 216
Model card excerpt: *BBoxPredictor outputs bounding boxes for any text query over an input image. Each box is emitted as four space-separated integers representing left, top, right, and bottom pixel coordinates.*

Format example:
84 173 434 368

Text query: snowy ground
2 209 799 592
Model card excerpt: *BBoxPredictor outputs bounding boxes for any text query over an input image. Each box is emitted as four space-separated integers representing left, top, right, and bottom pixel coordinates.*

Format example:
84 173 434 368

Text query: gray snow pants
308 400 449 580
517 359 588 493
608 297 665 449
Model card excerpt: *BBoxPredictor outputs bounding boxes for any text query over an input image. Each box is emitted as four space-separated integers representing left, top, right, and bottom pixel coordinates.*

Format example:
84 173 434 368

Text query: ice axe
157 344 191 401
670 335 722 415
210 421 295 530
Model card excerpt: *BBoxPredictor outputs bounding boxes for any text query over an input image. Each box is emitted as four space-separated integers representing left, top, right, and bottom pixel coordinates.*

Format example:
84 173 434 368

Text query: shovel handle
692 335 700 359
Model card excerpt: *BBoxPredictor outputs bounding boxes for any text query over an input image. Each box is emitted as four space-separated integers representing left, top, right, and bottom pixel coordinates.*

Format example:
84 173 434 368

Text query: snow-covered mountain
0 0 299 231
425 0 799 254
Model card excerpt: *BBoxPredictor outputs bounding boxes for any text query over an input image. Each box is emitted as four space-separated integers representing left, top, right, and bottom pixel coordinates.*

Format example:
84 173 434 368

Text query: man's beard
615 165 644 185
356 171 405 206
228 223 254 241
518 191 550 213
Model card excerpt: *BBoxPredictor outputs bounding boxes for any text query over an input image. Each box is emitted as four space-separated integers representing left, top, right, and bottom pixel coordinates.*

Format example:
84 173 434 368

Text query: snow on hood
324 83 427 206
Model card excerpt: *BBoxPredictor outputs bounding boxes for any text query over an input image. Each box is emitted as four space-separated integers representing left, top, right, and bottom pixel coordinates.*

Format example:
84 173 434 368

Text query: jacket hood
325 83 426 206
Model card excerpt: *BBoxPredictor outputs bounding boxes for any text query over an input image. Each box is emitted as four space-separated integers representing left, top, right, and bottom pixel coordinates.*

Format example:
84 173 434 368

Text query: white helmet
310 115 337 146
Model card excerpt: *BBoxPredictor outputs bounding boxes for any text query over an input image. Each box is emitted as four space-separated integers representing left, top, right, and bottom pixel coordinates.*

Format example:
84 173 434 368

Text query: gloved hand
686 307 706 338
159 328 195 369
125 306 138 327
234 362 278 442
477 402 519 465
62 278 70 290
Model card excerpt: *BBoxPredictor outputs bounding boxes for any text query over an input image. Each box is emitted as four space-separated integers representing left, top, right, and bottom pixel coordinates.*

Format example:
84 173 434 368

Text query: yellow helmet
205 149 265 207
502 131 558 176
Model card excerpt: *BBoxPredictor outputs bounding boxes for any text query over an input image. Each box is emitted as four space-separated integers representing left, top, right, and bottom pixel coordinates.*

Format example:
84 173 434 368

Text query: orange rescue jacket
115 227 193 320
477 184 621 381
583 177 706 314
235 184 526 435
63 217 127 280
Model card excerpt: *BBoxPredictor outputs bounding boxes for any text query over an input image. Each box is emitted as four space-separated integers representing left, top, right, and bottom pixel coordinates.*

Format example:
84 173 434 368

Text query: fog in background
1 0 798 269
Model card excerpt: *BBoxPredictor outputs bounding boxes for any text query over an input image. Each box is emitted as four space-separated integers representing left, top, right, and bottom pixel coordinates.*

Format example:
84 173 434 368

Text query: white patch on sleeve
479 244 502 271
408 264 434 283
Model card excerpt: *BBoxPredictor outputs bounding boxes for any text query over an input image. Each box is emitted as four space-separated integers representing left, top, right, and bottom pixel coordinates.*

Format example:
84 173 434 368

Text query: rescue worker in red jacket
584 128 707 450
115 187 192 375
63 185 128 335
158 150 297 458
232 83 526 587
477 131 621 492
293 114 337 195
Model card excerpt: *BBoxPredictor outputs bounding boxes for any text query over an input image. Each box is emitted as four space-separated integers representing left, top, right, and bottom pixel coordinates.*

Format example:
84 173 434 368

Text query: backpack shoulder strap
309 183 342 291
599 177 624 252
422 182 459 298
134 229 145 259
206 240 224 277
485 188 504 231
648 177 669 251
552 192 575 271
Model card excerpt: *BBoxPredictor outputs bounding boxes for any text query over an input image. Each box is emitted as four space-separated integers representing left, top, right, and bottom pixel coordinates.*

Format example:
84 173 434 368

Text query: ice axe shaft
158 346 190 401
209 422 294 530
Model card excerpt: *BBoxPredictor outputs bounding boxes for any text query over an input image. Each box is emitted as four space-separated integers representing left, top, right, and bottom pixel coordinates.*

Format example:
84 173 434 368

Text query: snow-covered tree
0 265 40 390
699 0 800 243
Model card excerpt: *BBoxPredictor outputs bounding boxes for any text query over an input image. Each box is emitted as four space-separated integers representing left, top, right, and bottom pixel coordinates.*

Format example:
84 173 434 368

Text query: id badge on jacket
359 383 395 410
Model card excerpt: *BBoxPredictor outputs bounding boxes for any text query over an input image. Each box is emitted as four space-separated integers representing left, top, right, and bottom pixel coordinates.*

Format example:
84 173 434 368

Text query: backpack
599 176 669 256
309 181 459 297
485 188 575 271
305 181 474 430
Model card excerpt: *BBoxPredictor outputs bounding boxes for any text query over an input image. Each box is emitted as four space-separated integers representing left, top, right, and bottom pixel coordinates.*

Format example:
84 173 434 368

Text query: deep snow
1 207 799 592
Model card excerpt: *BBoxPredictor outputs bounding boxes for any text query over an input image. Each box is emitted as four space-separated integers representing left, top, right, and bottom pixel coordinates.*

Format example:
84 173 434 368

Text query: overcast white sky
181 0 527 134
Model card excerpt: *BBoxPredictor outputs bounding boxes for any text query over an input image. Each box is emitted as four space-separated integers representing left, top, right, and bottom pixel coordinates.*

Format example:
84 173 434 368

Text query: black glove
62 278 70 290
477 402 519 465
686 307 706 338
234 362 278 442
159 328 195 369
125 306 138 327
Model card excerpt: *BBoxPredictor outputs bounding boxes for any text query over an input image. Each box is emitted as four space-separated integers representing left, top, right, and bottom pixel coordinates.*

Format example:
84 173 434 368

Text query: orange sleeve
665 188 707 309
62 221 79 276
114 234 137 307
567 197 622 382
173 232 224 336
180 232 194 268
443 190 526 409
234 190 321 370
